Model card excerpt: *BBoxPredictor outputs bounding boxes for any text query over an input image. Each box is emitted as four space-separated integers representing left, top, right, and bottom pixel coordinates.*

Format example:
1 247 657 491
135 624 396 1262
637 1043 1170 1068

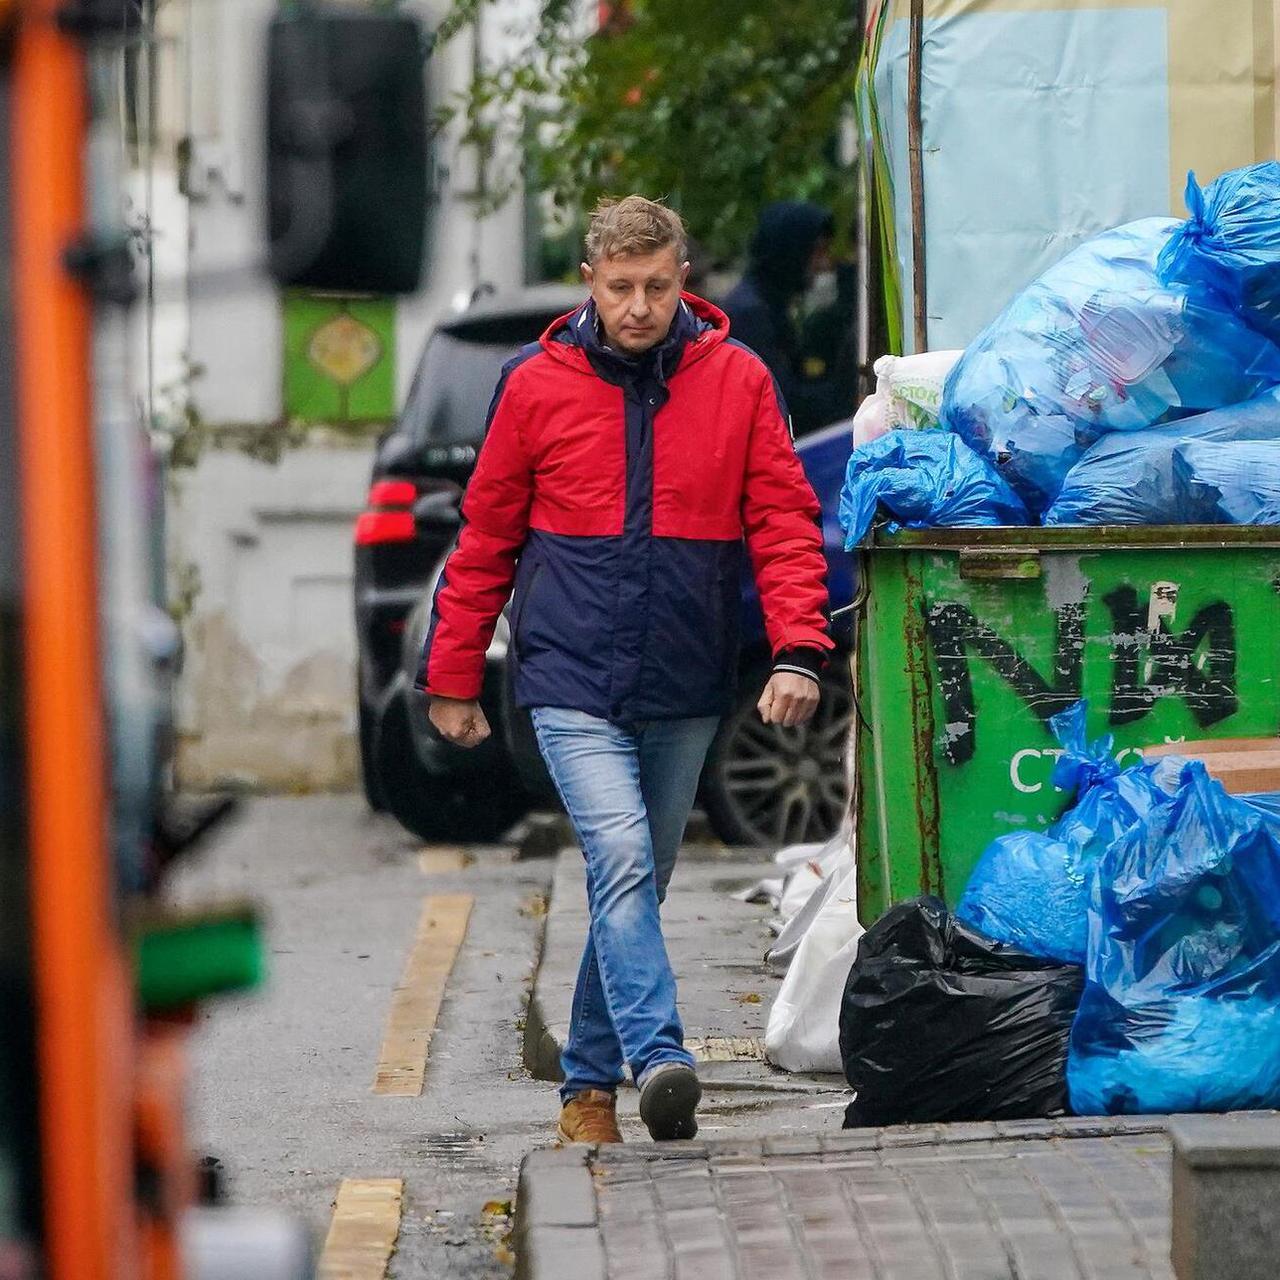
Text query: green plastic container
853 525 1280 925
133 905 264 1012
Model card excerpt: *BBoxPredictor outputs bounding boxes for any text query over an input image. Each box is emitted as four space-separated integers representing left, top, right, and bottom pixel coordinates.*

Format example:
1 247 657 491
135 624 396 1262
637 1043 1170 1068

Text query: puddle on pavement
405 1131 489 1169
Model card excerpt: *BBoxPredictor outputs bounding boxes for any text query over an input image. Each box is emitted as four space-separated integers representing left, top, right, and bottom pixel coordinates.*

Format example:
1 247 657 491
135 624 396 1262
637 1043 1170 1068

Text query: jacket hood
746 201 834 301
540 292 729 377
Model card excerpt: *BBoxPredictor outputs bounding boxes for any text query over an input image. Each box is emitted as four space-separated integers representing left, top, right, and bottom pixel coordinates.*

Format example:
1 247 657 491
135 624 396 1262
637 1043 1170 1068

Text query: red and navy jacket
416 292 833 724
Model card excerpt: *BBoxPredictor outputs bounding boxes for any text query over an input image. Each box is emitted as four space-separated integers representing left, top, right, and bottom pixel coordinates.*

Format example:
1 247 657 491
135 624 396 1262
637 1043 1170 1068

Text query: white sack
774 840 828 871
763 864 863 1074
777 831 852 926
852 388 892 446
767 835 855 968
852 349 965 446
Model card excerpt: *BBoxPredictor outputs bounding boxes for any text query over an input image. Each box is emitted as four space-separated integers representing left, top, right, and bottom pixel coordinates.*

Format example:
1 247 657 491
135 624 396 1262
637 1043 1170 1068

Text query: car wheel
374 694 526 843
702 667 853 848
358 695 386 812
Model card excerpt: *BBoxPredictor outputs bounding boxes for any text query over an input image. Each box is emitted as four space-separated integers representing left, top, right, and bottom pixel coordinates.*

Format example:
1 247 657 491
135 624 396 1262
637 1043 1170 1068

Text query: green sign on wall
282 294 396 423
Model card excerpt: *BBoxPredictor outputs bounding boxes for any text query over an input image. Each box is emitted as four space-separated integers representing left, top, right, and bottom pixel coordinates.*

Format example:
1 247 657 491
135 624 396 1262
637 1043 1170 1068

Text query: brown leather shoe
557 1089 622 1145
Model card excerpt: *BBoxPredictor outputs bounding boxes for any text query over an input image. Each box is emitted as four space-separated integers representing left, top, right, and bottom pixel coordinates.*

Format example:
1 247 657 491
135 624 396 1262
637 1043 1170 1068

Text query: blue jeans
530 707 720 1100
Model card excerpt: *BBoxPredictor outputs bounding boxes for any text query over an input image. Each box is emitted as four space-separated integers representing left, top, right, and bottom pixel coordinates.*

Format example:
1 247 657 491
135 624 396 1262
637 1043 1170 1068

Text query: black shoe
638 1062 701 1141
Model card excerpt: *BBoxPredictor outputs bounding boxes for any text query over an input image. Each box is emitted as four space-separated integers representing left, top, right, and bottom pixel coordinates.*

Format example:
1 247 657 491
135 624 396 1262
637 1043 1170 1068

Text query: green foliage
439 1 859 260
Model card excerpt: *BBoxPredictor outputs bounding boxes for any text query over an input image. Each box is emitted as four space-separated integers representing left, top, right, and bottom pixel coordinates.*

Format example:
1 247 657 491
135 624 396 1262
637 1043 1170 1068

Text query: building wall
167 440 370 790
164 0 545 790
181 0 533 428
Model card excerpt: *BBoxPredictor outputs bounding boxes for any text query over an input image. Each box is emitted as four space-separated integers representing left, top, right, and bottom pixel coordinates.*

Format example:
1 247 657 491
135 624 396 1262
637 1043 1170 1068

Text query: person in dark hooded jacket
723 201 853 436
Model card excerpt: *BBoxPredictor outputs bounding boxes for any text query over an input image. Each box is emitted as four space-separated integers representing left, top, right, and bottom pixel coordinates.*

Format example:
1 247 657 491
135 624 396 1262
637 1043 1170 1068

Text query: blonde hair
584 195 688 264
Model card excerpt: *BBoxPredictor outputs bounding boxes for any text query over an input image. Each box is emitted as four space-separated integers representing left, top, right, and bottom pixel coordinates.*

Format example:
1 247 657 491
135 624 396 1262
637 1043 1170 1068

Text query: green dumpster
853 525 1280 926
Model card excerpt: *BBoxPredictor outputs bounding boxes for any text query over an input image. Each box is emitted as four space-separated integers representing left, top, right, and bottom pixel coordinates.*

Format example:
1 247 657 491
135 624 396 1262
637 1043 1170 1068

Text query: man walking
417 196 833 1144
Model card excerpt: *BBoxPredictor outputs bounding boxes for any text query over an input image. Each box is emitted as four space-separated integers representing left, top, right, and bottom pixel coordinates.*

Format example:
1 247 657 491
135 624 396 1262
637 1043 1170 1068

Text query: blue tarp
872 7 1170 351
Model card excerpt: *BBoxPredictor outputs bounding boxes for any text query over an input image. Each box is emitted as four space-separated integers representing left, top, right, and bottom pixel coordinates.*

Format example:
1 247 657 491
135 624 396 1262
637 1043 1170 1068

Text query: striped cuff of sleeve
772 647 824 684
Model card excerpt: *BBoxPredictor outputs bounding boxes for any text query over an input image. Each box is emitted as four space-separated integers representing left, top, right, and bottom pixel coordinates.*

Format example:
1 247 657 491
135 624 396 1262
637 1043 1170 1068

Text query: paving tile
709 1155 768 1175
660 1205 730 1246
879 1124 948 1148
934 1121 1001 1144
821 1131 881 1154
762 1134 827 1158
672 1246 739 1280
735 1249 809 1280
516 1225 607 1280
653 1172 717 1212
993 1118 1061 1140
516 1148 597 1229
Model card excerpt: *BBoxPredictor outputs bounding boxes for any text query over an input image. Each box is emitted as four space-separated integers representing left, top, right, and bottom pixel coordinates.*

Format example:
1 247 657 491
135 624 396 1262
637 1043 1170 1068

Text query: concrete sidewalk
515 845 1194 1280
515 1116 1180 1280
524 846 835 1090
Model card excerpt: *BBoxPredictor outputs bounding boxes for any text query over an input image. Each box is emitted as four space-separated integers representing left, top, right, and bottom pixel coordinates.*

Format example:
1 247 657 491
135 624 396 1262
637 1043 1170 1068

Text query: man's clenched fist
758 672 820 728
429 696 492 748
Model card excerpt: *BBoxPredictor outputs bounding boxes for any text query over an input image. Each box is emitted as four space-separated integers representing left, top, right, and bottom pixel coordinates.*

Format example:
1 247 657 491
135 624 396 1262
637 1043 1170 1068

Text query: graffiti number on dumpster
925 601 1084 766
924 586 1239 766
1102 586 1238 729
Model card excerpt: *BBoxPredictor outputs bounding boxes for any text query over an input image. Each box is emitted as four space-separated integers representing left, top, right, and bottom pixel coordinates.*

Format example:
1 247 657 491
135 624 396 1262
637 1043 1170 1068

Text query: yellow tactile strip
417 846 472 874
373 894 474 1096
317 1178 403 1280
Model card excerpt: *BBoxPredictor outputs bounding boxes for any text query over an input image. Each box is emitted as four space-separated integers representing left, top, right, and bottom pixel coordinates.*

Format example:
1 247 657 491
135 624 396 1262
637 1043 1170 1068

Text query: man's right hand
429 697 491 749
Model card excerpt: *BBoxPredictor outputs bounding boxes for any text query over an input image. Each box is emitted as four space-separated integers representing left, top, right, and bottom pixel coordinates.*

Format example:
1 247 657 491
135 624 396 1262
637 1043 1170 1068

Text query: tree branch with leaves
436 0 861 261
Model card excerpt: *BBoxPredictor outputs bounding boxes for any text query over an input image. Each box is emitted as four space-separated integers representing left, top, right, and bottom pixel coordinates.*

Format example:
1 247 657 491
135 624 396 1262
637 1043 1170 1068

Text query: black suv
353 285 585 838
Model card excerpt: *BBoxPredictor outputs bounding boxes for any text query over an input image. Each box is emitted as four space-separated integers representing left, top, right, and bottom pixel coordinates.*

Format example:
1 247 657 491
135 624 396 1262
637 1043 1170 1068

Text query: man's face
581 247 690 355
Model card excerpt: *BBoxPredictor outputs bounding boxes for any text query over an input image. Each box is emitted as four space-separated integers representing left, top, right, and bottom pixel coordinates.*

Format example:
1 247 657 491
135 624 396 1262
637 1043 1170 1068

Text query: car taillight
355 478 419 545
368 479 418 508
354 511 416 545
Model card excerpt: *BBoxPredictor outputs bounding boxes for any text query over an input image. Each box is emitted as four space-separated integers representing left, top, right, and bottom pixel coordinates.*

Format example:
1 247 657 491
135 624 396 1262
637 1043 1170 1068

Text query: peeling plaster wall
168 440 372 790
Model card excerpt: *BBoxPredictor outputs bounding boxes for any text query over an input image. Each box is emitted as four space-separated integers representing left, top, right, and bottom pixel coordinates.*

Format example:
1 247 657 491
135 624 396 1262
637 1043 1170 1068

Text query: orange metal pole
12 1 137 1277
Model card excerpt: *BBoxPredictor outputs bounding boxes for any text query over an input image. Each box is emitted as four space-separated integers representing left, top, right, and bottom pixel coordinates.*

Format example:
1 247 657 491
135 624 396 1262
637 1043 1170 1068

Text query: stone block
1171 1114 1280 1280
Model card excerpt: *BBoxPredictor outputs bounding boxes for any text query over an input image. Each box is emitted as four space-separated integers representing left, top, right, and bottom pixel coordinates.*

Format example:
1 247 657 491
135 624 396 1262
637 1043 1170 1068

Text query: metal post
12 0 138 1273
907 0 927 353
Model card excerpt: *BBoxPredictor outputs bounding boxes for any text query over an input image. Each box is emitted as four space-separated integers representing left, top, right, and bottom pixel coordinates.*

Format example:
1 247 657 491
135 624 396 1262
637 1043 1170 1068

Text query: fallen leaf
482 1200 512 1218
734 992 763 1005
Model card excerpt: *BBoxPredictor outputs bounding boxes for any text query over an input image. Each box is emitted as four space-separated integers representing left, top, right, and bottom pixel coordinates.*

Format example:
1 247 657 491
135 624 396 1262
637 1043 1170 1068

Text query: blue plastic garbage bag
838 429 1028 548
1044 387 1280 525
1159 163 1280 345
942 219 1280 514
1172 439 1280 525
1244 792 1280 826
1068 762 1280 1115
957 703 1178 965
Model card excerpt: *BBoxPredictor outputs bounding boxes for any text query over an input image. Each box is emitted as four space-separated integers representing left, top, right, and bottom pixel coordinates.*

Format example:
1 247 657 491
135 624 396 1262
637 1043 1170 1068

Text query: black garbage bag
840 896 1084 1128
